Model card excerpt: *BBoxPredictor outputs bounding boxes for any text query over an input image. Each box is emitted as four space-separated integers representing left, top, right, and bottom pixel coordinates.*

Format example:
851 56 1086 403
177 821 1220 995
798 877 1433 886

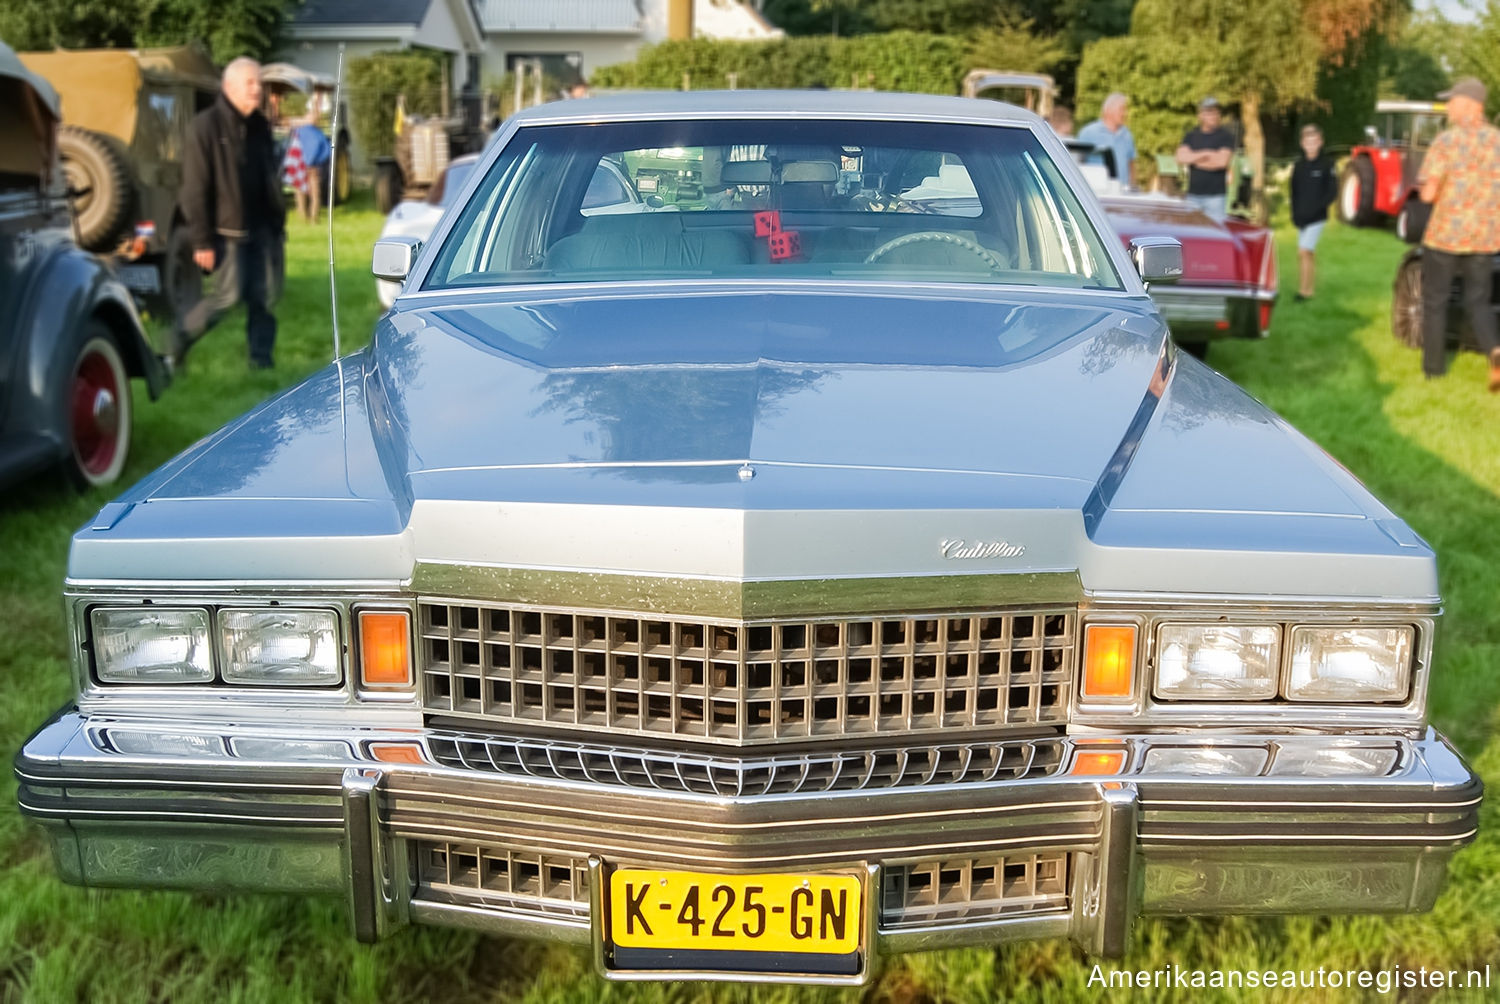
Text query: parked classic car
1066 143 1278 356
0 41 167 492
17 92 1479 986
1391 246 1500 350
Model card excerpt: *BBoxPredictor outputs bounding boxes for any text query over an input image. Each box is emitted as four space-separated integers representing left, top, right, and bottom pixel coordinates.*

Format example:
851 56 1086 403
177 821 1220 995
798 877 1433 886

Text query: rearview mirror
372 236 423 283
1127 235 1183 284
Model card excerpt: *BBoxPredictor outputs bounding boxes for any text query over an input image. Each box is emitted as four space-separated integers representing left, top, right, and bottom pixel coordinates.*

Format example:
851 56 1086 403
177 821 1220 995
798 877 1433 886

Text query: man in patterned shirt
1419 77 1500 386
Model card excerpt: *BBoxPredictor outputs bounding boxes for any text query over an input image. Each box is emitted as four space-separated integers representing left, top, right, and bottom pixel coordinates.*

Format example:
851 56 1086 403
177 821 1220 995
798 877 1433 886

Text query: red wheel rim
71 349 121 477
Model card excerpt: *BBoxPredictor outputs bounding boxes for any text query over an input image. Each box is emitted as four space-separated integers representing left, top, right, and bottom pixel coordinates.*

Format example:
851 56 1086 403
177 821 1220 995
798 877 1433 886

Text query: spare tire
333 136 353 205
58 125 134 251
374 161 403 215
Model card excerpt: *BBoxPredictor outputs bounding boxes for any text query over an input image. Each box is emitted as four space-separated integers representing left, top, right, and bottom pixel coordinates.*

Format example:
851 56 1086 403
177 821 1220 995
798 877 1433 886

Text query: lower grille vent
414 840 590 922
881 852 1071 929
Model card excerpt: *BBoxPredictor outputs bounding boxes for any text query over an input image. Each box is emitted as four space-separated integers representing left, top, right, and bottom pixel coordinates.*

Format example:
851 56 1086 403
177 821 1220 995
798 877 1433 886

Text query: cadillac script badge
940 539 1026 559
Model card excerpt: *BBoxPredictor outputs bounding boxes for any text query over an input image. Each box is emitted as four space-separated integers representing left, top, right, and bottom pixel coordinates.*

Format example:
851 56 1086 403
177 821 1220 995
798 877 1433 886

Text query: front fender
11 246 166 448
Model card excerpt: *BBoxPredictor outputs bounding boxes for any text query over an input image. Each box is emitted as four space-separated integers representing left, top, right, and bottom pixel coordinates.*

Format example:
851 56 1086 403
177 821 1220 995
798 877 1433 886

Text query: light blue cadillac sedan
17 91 1479 986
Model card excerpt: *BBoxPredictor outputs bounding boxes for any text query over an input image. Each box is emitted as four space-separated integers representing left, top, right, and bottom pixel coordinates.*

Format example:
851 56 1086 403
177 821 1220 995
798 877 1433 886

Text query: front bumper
16 711 1481 985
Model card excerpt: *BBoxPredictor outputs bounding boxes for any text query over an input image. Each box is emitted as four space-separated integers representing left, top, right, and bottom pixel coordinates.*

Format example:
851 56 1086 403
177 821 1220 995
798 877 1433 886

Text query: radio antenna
327 44 345 360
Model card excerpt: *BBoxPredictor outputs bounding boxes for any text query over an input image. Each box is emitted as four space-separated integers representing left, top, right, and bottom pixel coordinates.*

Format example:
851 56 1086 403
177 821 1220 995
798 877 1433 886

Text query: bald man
173 56 286 371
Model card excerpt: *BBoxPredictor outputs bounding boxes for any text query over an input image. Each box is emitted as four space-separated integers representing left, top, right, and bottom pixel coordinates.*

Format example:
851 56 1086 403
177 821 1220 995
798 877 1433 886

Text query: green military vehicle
20 44 219 319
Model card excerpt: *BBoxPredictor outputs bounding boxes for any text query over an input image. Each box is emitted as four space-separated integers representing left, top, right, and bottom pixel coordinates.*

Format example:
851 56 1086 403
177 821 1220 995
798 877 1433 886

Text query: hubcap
71 349 121 476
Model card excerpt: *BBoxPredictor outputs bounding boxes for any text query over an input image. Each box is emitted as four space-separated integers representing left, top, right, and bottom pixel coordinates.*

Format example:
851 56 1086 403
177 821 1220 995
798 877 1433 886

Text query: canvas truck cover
18 45 218 145
0 39 60 178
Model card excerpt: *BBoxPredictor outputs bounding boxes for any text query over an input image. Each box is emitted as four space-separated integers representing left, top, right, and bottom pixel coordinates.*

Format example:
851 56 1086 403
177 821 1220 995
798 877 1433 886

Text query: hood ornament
941 538 1026 560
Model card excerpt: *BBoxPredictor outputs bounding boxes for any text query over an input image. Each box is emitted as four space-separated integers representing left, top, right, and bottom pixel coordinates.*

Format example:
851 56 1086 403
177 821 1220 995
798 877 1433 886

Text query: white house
279 0 487 94
481 0 781 86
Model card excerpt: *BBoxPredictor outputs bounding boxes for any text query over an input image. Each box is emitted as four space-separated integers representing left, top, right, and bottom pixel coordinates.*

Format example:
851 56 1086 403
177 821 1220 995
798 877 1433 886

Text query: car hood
1101 196 1246 285
368 287 1164 501
80 286 1432 599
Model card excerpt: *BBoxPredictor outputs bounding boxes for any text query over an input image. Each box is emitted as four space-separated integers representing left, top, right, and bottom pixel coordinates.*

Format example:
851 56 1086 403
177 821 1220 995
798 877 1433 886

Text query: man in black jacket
173 57 286 370
1289 123 1338 301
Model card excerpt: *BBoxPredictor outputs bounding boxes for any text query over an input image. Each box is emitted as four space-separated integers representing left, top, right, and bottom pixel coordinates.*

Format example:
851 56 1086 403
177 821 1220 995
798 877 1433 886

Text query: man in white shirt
1077 92 1136 188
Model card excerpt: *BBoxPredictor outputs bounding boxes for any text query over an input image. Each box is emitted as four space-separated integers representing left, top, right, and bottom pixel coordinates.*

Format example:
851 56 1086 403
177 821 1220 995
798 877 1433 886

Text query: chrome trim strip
410 566 1083 619
1151 284 1277 302
412 897 591 944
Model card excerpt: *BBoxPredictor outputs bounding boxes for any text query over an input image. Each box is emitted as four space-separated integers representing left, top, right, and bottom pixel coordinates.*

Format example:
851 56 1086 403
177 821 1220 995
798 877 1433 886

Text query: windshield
423 119 1122 291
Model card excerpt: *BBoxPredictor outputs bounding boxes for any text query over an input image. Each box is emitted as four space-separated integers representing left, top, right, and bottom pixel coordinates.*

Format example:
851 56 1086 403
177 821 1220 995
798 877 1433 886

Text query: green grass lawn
2 206 1498 1002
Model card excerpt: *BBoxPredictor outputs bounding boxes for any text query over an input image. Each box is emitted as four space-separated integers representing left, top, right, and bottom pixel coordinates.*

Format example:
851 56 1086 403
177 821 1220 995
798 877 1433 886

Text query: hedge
591 32 969 94
347 50 447 160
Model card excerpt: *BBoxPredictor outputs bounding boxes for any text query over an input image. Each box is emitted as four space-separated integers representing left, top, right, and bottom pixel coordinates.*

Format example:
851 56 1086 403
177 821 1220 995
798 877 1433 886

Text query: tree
1454 2 1500 119
966 20 1069 76
1116 0 1400 219
0 0 299 63
808 0 871 36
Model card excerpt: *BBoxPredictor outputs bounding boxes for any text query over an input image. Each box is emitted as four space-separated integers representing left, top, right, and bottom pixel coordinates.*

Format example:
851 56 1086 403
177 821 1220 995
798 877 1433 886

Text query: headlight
220 609 342 686
1285 626 1412 702
1141 745 1270 776
1269 743 1400 776
92 608 214 684
1153 623 1280 700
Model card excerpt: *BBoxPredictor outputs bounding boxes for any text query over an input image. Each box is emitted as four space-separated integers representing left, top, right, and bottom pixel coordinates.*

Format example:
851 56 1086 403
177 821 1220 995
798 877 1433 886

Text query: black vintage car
1392 247 1500 352
0 41 166 491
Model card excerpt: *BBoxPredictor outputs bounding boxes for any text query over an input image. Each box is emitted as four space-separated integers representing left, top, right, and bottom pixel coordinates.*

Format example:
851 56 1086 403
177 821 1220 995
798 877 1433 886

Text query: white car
375 155 482 308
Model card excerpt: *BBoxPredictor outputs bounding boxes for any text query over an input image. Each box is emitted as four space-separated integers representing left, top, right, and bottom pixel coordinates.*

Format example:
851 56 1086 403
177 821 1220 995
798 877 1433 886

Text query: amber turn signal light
369 742 426 765
359 611 411 689
1070 749 1126 776
1082 624 1137 700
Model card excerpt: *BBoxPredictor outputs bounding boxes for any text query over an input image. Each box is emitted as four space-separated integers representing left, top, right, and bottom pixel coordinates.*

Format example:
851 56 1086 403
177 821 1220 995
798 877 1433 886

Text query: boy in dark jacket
1290 123 1338 301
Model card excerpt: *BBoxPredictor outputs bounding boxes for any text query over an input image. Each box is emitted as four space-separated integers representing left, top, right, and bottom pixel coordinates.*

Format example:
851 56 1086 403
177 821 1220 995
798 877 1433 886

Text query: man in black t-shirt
1175 96 1235 222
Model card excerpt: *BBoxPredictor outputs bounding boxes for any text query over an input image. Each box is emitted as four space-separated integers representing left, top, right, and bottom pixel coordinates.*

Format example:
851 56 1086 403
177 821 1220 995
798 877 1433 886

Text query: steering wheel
863 231 1007 270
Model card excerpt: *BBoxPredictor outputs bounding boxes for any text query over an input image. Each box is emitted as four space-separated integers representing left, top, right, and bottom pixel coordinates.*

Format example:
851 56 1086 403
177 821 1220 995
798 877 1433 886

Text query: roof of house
290 0 485 49
479 0 642 32
294 0 432 26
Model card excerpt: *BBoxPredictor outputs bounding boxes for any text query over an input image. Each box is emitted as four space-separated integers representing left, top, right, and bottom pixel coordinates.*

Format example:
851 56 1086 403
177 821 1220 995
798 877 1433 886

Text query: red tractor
1338 99 1446 242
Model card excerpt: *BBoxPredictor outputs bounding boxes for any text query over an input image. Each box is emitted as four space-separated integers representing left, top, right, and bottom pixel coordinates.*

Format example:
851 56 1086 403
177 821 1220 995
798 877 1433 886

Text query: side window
582 162 631 211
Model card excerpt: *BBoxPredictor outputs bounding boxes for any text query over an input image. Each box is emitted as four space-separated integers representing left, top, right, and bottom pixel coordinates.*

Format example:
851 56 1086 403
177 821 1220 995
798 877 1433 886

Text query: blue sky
1418 0 1483 23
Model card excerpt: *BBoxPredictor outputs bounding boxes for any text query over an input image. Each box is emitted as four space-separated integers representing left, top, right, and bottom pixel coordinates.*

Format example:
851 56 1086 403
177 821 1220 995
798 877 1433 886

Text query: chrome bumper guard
16 711 1481 984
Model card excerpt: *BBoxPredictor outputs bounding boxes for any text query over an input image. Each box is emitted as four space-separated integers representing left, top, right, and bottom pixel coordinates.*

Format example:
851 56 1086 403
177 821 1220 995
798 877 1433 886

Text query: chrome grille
882 853 1071 929
415 840 590 921
427 733 1068 797
419 601 1075 745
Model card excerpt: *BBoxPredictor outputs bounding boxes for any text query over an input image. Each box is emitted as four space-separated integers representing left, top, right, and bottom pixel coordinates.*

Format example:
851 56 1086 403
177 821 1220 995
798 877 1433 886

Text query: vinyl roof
509 89 1036 125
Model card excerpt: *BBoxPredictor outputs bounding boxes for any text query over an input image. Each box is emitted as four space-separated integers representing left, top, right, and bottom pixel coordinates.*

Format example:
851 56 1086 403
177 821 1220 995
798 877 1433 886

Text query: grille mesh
419 601 1076 745
882 852 1071 928
427 733 1067 797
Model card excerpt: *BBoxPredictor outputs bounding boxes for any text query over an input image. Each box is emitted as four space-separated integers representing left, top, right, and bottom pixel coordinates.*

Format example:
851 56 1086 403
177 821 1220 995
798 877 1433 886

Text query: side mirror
1128 235 1183 284
372 235 423 283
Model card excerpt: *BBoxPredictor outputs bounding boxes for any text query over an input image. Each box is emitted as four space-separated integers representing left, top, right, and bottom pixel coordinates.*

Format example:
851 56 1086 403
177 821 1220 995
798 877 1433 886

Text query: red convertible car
1069 147 1278 357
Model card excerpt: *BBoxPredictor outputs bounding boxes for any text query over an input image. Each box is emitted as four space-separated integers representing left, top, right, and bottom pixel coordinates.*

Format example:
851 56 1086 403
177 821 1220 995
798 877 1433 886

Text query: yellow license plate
609 868 863 955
